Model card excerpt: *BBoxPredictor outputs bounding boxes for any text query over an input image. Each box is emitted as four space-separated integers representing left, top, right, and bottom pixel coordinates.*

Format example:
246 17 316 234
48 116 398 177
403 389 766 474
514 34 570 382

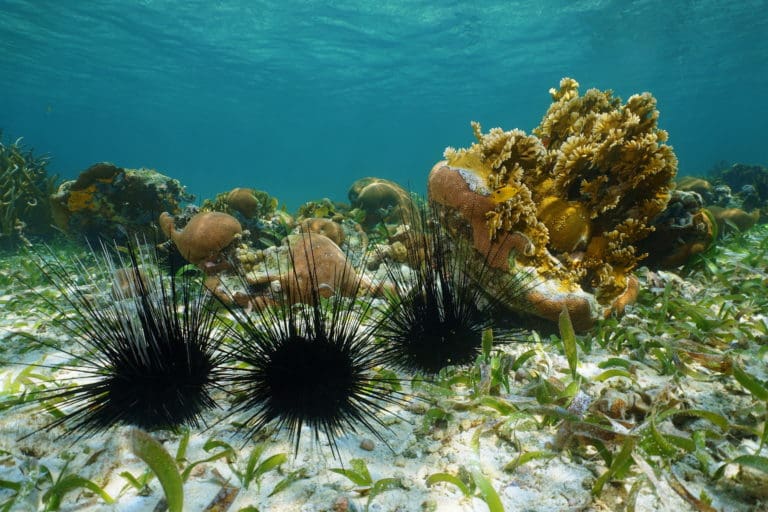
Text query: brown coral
428 161 599 330
348 177 414 227
226 188 262 218
160 211 242 268
427 162 536 270
708 206 760 234
237 233 383 307
280 233 377 300
299 217 345 246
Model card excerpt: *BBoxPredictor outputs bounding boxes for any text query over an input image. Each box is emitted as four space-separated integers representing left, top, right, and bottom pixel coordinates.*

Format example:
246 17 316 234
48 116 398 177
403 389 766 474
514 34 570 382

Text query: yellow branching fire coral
431 77 677 329
443 125 549 259
533 78 677 300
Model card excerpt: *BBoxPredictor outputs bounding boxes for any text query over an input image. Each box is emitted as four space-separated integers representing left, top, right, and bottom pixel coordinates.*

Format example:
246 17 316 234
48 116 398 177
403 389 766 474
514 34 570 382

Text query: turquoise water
1 0 767 210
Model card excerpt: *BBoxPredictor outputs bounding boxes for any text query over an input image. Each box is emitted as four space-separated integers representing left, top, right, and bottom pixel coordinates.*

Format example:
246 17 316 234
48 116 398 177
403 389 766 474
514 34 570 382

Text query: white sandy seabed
0 266 765 512
0 339 758 512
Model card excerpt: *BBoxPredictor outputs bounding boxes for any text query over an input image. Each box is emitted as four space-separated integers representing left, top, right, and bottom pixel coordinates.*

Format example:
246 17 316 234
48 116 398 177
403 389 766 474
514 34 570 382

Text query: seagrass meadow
0 223 766 511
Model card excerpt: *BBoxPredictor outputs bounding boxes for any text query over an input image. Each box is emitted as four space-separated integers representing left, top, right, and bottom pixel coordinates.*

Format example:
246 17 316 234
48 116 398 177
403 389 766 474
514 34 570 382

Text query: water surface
1 0 766 208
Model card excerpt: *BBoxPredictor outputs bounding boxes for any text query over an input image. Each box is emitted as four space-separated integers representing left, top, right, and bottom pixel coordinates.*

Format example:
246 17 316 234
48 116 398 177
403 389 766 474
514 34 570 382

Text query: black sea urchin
18 241 228 436
218 233 403 457
375 203 532 375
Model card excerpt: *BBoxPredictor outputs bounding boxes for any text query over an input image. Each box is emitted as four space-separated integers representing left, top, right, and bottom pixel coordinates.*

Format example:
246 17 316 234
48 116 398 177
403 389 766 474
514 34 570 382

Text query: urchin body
261 336 358 427
21 242 228 436
219 234 403 456
86 308 220 431
376 203 531 375
380 278 487 374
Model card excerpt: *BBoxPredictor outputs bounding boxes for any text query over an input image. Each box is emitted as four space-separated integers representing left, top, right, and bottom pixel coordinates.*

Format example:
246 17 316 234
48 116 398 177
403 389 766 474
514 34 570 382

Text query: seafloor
0 225 767 511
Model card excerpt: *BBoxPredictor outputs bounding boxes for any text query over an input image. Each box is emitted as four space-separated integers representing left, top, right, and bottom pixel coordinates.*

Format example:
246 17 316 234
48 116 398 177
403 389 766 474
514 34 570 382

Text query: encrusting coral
431 77 677 329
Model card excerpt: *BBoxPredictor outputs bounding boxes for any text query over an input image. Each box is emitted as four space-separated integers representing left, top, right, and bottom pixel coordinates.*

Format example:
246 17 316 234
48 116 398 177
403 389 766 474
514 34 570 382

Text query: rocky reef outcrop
51 162 192 240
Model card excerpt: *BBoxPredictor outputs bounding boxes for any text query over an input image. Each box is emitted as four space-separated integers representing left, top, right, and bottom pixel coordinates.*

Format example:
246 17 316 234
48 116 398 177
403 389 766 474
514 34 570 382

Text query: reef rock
677 176 713 200
640 190 716 268
429 78 676 330
51 162 192 240
713 163 768 211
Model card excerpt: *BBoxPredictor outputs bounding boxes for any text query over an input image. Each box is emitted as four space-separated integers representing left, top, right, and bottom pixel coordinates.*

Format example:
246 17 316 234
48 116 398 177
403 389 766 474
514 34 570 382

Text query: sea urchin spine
375 202 532 375
217 232 404 457
18 240 229 436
